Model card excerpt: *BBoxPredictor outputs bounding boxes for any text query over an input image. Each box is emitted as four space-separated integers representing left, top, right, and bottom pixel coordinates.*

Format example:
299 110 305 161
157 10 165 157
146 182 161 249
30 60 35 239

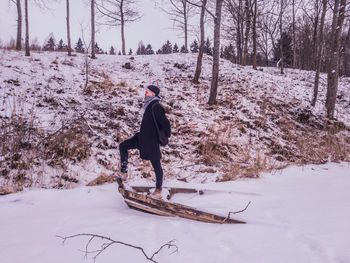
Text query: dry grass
0 113 92 190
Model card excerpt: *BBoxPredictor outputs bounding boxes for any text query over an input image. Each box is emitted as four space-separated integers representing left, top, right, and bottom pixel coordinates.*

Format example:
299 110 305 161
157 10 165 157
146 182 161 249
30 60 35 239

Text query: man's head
145 85 160 97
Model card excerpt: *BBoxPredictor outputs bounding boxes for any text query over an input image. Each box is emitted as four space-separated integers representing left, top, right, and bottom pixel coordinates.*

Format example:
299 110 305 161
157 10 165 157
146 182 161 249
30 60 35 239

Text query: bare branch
221 201 251 223
56 233 178 263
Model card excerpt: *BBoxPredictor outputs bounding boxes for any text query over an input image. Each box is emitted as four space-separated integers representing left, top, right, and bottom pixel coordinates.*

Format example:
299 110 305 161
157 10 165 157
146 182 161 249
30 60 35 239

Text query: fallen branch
56 233 178 263
221 201 251 223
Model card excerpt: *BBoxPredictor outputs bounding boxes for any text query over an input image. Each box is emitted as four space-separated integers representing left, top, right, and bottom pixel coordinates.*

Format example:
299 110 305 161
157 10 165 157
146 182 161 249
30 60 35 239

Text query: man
119 85 171 199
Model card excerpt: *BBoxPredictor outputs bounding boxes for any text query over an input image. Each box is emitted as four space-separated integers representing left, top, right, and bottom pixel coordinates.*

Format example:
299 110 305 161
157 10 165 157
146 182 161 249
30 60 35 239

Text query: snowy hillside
0 49 350 191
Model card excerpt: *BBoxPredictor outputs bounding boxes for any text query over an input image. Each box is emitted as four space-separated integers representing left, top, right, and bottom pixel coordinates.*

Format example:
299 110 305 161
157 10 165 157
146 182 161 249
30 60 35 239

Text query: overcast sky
0 0 203 52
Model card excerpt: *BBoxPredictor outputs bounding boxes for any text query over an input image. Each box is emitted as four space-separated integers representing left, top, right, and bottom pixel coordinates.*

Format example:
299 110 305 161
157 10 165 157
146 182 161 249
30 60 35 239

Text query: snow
1 163 350 263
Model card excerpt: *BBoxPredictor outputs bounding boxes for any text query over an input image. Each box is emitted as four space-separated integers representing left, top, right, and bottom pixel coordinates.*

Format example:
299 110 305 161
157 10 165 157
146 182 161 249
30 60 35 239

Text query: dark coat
138 100 171 160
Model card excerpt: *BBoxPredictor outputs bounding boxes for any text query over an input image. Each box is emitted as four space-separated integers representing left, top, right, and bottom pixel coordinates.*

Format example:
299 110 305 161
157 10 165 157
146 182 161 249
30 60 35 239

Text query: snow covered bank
1 49 350 189
1 163 349 263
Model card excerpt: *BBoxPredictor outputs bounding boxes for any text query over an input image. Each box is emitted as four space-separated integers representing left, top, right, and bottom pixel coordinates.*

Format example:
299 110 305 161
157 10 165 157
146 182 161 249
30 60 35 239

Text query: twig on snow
221 201 251 223
56 233 178 263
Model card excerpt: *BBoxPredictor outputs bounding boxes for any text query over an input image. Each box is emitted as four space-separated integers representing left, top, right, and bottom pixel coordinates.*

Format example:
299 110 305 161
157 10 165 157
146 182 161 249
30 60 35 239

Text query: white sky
0 0 203 52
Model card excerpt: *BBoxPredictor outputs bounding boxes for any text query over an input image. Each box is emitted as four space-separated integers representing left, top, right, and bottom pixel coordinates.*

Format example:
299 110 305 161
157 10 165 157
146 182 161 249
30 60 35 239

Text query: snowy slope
1 49 350 190
0 163 349 263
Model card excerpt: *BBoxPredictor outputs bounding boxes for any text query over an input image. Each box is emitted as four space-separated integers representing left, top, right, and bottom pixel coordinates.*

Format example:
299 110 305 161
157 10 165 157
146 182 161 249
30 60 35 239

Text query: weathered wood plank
116 177 246 224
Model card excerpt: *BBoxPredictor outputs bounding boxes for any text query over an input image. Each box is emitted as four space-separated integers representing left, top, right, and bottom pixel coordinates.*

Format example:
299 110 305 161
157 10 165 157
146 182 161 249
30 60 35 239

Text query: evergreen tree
156 49 162 54
273 31 293 67
109 45 116 55
43 35 56 51
75 38 84 53
161 40 172 54
118 51 121 55
173 43 179 53
128 48 133 55
145 44 154 55
222 44 235 62
57 39 65 51
180 45 186 53
94 42 104 54
190 39 199 53
136 41 146 55
204 37 212 56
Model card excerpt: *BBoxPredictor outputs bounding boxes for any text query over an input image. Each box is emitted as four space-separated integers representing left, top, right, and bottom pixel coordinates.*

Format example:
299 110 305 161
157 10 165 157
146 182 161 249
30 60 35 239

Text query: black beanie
147 85 160 97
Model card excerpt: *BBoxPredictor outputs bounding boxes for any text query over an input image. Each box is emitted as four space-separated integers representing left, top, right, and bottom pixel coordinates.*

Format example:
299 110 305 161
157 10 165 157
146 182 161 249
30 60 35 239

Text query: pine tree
173 43 179 53
94 42 104 54
57 39 65 51
118 51 121 55
204 37 212 56
75 38 84 53
222 44 235 62
109 45 116 55
43 34 56 51
273 31 293 67
190 39 199 53
128 48 133 55
161 40 172 54
136 41 146 55
145 44 154 55
180 45 186 53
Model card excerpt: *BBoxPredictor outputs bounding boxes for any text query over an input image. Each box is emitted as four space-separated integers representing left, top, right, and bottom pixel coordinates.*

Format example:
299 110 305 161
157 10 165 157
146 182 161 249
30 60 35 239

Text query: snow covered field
1 163 349 263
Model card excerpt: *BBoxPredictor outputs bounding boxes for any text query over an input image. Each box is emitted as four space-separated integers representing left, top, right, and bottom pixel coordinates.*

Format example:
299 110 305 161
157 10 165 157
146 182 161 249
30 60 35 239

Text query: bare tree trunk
242 0 251 66
24 0 30 56
66 0 72 56
120 0 126 55
91 0 96 59
343 22 350 76
237 0 243 64
292 0 296 69
252 0 257 70
193 0 207 83
208 0 223 105
326 0 346 119
279 0 284 74
312 1 320 70
183 1 188 53
16 0 22 50
311 0 327 107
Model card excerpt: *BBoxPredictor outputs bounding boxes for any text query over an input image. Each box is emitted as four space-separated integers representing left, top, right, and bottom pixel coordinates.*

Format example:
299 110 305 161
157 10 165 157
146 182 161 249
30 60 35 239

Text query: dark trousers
119 135 163 190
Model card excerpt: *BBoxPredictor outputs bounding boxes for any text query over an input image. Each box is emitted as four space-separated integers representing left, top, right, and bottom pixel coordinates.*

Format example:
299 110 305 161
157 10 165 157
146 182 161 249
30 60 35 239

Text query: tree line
5 0 350 119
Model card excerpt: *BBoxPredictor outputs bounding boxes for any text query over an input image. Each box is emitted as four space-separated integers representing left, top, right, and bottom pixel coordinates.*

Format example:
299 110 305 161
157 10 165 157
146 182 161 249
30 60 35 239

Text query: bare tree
96 0 141 55
343 20 350 76
24 0 30 56
311 0 327 107
186 0 208 83
291 0 296 68
242 0 251 66
14 0 22 50
326 0 347 119
66 0 72 56
208 0 224 105
91 0 96 58
161 0 194 53
225 0 244 64
257 2 279 66
251 0 257 69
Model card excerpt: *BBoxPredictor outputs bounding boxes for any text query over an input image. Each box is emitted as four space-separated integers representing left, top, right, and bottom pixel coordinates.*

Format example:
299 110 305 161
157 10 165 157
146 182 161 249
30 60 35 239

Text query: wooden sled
116 177 246 224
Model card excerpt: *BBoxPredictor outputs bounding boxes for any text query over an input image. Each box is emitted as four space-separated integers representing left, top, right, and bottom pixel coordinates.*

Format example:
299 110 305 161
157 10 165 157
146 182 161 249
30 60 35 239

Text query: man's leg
150 159 163 190
119 134 138 173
